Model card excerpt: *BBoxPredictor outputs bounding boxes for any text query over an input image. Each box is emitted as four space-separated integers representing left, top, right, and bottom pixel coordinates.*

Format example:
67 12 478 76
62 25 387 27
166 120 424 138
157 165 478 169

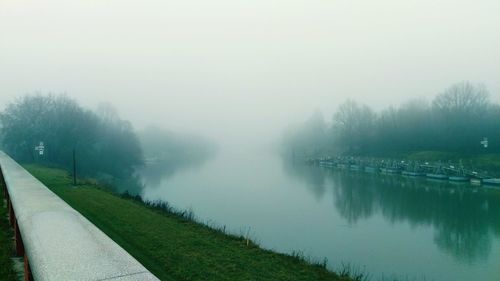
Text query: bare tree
333 100 375 154
433 81 489 117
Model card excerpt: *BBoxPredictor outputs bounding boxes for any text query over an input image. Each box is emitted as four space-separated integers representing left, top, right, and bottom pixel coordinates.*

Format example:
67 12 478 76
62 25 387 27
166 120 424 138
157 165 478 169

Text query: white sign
35 142 45 155
480 137 488 148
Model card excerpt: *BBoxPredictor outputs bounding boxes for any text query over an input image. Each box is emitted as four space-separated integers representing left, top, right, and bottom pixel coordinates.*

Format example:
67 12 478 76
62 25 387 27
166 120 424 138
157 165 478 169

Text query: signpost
73 149 77 186
480 137 488 148
34 142 45 155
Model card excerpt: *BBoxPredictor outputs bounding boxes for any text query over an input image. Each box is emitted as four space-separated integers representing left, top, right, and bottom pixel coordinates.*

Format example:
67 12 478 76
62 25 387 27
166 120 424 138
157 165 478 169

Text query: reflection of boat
470 178 482 186
426 173 448 180
350 165 360 171
364 166 376 173
402 171 424 177
449 176 469 182
319 161 335 168
482 178 500 186
381 168 400 174
337 164 348 169
449 180 468 186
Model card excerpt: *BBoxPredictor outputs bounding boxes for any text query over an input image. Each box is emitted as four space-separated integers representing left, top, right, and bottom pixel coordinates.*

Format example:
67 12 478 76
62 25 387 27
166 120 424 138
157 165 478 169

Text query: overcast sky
1 0 499 145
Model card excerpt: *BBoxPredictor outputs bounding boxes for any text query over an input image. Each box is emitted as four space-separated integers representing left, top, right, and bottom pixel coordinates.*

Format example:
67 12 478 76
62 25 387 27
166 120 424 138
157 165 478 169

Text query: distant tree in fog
283 81 500 156
333 100 375 154
432 82 491 152
0 94 143 179
282 110 332 157
433 82 489 117
373 100 432 153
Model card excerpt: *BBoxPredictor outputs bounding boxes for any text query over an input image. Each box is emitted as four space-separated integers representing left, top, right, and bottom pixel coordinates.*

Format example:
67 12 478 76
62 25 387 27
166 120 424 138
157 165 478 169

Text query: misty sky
1 0 499 145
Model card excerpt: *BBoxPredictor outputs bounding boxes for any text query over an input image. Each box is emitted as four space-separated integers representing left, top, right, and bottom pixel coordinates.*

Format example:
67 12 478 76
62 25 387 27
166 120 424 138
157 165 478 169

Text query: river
139 148 500 281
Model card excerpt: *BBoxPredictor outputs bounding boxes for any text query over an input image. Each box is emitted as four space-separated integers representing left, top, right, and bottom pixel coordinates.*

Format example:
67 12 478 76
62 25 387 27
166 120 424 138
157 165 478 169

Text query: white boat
483 178 500 186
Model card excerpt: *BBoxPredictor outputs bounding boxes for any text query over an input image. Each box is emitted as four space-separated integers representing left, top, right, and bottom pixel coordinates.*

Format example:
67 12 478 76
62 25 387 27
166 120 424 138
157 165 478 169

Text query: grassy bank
0 197 16 281
24 165 353 281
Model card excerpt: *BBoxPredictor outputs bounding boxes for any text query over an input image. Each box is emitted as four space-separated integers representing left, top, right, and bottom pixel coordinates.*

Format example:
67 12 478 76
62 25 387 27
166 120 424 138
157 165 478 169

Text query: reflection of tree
139 156 212 188
332 172 376 224
434 223 491 264
286 163 500 263
485 192 500 237
137 126 217 189
281 160 327 200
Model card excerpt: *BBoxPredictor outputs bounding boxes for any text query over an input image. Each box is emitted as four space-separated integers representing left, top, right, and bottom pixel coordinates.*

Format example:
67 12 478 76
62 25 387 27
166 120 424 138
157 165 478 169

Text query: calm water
140 148 500 281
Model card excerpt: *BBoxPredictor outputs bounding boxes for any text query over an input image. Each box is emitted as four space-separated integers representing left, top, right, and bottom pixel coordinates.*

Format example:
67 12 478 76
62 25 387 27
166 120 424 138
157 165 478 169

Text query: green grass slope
24 165 352 281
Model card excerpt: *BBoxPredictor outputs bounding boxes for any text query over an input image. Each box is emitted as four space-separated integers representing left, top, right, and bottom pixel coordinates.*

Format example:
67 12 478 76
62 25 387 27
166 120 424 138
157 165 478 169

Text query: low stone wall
0 151 159 281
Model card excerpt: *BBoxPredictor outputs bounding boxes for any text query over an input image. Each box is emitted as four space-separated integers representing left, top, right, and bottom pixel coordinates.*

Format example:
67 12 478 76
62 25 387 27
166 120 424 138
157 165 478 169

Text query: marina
311 156 499 186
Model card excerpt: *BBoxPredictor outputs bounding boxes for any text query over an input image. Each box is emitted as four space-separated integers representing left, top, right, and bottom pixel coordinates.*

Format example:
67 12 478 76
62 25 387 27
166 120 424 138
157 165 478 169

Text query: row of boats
307 157 500 186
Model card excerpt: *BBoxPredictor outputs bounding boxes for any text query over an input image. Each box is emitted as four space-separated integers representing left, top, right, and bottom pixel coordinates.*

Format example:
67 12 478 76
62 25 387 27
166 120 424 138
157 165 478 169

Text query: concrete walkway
0 151 159 281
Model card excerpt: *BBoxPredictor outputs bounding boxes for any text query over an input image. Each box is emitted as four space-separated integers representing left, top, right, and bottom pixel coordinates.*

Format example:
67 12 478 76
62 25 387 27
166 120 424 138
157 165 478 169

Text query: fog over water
140 148 500 281
2 2 500 280
1 0 499 146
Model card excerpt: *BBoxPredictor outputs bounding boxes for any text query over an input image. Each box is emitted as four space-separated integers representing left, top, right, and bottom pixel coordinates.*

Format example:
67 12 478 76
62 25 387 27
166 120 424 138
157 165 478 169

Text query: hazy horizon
1 0 499 147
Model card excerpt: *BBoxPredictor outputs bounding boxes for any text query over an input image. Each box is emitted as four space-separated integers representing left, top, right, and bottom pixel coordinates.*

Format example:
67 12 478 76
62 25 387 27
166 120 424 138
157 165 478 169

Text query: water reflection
282 161 328 200
283 161 500 263
139 157 212 188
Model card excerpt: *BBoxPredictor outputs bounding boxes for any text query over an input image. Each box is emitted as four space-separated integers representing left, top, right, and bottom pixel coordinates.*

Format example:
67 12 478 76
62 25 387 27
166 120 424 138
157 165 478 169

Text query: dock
309 156 499 186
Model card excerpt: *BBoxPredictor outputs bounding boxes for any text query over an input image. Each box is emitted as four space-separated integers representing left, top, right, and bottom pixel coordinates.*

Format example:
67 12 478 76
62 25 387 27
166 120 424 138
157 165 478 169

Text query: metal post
73 149 77 185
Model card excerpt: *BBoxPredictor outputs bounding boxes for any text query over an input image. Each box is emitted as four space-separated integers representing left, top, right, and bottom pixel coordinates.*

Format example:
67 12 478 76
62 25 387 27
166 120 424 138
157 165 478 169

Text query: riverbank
24 164 354 281
0 197 16 281
310 151 500 178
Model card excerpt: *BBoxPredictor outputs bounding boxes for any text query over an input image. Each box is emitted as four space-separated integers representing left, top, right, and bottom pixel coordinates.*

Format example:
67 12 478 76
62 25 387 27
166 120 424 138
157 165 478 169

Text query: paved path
0 151 159 281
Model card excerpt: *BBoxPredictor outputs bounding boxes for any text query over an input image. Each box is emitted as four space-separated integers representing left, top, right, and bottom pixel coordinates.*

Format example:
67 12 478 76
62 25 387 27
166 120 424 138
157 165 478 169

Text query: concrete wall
0 151 160 281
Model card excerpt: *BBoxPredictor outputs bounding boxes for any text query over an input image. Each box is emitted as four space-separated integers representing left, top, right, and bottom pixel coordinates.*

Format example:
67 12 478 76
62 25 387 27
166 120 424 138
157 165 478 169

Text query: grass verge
24 164 353 281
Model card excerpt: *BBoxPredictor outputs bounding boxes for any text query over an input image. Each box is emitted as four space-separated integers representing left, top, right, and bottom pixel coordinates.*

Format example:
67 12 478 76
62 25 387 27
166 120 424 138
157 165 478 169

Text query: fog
1 0 499 147
2 3 500 280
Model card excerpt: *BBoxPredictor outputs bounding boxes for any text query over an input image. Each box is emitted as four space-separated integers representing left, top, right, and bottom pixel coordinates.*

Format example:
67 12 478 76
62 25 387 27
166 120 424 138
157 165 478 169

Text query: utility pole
73 149 77 186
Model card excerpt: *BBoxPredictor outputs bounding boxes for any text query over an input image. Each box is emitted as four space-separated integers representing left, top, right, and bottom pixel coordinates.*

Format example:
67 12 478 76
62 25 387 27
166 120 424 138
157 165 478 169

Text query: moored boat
482 178 500 186
426 173 448 180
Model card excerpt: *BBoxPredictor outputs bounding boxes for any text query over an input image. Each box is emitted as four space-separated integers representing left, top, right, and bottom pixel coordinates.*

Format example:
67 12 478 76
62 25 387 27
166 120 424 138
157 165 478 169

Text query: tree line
283 82 500 157
0 94 143 182
0 94 216 193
